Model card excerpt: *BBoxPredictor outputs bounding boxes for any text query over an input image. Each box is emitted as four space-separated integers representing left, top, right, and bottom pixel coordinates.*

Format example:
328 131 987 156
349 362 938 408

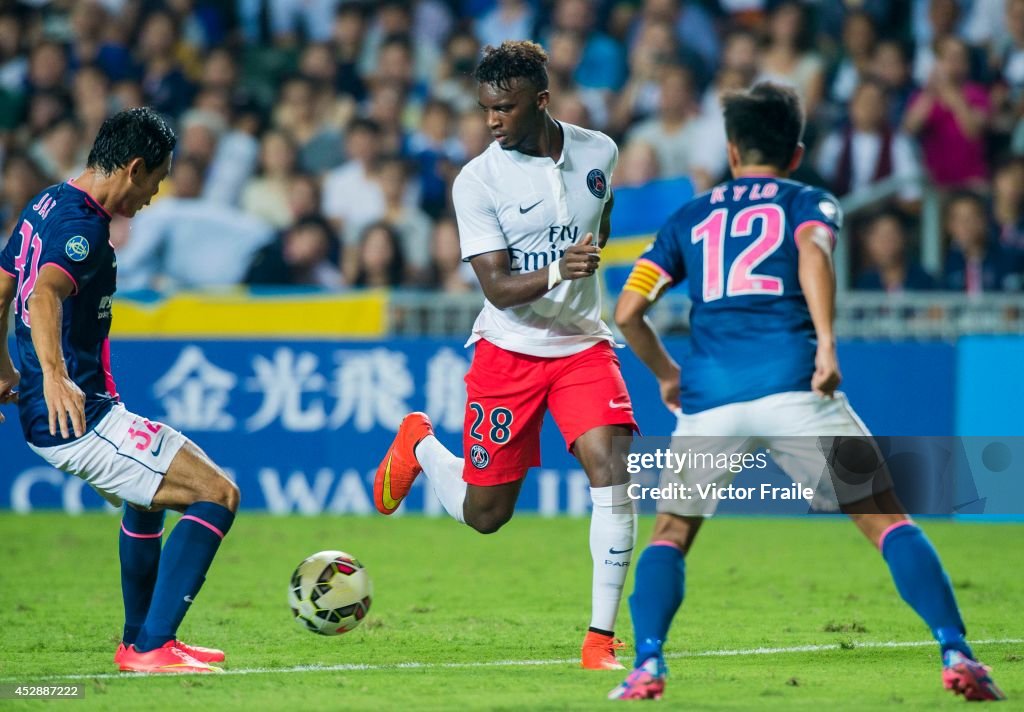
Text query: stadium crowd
0 0 1023 294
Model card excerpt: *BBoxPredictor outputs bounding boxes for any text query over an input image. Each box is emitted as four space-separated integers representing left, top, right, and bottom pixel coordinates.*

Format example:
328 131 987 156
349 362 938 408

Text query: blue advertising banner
0 337 958 513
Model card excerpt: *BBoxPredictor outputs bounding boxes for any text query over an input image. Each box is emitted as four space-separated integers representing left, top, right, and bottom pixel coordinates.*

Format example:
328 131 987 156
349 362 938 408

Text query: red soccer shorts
461 339 639 486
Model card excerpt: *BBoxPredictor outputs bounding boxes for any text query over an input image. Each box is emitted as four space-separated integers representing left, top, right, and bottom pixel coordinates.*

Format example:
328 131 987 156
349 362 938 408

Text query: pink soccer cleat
942 650 1006 701
608 656 667 701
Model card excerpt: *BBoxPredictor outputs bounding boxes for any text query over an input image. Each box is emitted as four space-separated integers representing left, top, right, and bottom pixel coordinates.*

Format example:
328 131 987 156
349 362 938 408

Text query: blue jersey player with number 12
0 108 239 674
609 83 1005 702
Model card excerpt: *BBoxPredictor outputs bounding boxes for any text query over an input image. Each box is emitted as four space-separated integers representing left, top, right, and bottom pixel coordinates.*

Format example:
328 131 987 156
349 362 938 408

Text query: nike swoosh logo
382 452 400 511
609 546 633 555
184 595 194 603
609 400 630 409
519 200 543 214
151 439 164 458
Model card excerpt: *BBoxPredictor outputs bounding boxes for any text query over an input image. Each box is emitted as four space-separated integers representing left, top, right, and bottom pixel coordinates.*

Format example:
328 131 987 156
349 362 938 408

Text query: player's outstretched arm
27 266 86 438
796 224 841 398
469 233 601 310
615 289 681 413
0 271 19 424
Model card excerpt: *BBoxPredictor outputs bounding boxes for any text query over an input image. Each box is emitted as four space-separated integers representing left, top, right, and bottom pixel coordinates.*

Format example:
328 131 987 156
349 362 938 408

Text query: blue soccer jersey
0 181 119 446
635 176 842 414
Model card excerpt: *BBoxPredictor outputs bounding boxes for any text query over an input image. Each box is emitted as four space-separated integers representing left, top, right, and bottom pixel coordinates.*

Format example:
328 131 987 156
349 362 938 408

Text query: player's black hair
86 107 176 174
722 82 803 170
473 40 549 92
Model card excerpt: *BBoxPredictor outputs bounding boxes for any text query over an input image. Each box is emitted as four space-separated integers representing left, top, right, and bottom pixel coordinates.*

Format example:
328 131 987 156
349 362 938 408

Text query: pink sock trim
120 521 164 539
650 539 683 551
180 515 224 540
877 519 914 550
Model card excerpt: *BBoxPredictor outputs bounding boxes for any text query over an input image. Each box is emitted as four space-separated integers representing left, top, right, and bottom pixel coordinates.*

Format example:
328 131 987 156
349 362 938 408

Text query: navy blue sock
119 507 165 646
880 522 972 658
629 543 685 667
134 502 234 652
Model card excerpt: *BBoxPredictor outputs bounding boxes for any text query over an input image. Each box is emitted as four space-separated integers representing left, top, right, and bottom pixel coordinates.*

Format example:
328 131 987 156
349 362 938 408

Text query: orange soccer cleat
581 630 627 670
374 412 434 515
116 640 223 674
116 640 226 665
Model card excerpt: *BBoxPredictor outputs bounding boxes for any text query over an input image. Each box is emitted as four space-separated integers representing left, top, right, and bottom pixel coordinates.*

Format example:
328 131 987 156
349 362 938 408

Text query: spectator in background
904 36 991 190
364 80 414 156
241 129 300 229
273 74 344 173
136 10 196 118
475 0 536 49
322 117 385 239
856 209 937 291
332 2 369 102
992 157 1024 256
828 11 877 106
67 0 135 82
0 153 46 244
990 0 1024 139
299 42 356 129
432 30 483 114
244 215 344 288
453 109 491 165
116 155 274 291
872 39 918 127
0 11 27 98
816 79 921 204
71 65 111 143
626 65 703 183
628 0 720 85
549 0 628 92
943 191 1022 293
426 216 477 293
288 173 322 222
29 116 85 182
26 40 68 97
360 0 441 87
376 155 432 283
614 140 661 188
353 221 407 288
759 1 825 118
409 99 461 218
609 21 680 135
701 29 759 118
913 0 967 86
248 0 340 46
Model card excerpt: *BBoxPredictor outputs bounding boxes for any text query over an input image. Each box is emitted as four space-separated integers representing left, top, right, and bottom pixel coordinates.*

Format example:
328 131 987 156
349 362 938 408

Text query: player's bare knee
210 475 240 512
467 509 511 535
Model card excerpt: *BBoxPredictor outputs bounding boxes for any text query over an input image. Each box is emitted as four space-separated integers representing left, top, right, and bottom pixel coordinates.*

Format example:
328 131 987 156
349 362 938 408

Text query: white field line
3 637 1021 682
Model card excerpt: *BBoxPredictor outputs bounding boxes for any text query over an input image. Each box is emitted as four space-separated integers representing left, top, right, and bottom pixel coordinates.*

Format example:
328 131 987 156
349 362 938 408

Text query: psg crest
470 444 490 469
587 169 607 199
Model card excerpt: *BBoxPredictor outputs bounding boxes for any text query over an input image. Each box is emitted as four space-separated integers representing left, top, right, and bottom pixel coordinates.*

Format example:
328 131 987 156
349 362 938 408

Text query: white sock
414 435 467 524
589 484 637 633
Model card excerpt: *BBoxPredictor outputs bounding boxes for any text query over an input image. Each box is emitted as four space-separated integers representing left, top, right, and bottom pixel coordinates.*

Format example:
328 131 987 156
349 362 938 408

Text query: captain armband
623 259 672 302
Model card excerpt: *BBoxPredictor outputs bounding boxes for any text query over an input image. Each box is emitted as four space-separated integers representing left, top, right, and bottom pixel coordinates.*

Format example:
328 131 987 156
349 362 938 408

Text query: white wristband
548 260 563 290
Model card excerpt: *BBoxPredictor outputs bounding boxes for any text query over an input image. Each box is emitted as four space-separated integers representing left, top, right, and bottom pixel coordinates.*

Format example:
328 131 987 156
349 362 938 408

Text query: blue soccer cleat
942 650 1007 701
608 655 667 701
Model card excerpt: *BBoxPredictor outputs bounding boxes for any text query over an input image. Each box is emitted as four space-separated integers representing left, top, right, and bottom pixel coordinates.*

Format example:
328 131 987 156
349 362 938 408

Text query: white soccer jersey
452 121 618 358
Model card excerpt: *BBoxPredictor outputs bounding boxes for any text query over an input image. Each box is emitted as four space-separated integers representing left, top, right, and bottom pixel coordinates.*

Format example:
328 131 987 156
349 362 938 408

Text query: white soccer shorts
657 391 888 516
28 404 187 508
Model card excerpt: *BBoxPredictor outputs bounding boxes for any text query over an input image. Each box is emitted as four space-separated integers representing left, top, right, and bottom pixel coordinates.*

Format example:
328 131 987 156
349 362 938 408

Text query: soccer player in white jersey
372 41 639 670
608 83 1005 701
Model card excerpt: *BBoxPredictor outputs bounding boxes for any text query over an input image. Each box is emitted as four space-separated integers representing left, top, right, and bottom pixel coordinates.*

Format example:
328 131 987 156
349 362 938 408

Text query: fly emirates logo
508 225 580 272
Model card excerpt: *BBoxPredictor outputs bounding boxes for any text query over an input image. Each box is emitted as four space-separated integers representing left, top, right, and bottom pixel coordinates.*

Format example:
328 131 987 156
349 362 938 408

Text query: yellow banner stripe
603 235 654 265
112 290 388 338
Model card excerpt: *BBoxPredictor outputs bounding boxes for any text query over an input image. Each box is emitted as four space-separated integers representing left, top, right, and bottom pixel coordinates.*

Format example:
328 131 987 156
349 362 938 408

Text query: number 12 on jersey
691 204 786 302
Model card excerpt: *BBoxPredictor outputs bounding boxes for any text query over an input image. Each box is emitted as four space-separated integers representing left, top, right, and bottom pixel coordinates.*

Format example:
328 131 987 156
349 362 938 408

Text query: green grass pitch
1 514 1022 710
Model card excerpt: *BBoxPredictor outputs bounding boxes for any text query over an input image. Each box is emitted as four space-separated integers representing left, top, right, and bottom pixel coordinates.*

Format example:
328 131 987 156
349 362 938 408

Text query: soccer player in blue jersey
0 108 238 674
608 83 1005 702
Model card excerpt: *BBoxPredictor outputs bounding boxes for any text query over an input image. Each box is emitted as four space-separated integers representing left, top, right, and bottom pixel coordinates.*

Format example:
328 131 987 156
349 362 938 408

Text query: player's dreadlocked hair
473 40 549 92
722 82 804 170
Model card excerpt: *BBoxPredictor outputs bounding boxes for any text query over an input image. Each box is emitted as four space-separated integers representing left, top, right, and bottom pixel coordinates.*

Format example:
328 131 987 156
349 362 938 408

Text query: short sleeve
641 220 687 284
38 217 108 294
452 170 507 261
792 187 843 248
0 226 16 277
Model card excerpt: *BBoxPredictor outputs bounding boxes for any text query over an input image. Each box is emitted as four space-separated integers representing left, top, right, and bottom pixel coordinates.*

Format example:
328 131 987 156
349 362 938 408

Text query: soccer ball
288 550 373 635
